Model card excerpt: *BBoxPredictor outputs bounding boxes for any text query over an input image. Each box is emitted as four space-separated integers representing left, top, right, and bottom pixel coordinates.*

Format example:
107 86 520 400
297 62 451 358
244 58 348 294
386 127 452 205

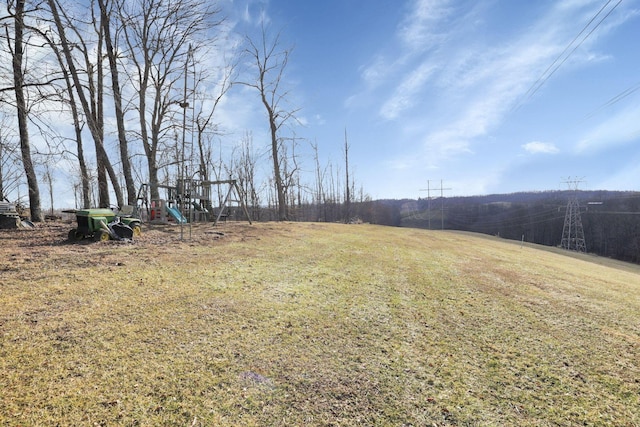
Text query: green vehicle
67 207 142 242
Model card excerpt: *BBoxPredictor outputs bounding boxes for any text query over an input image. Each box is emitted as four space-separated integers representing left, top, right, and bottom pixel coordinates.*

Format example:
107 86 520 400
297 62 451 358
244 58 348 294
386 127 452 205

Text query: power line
589 211 640 215
583 81 640 120
446 214 566 231
514 0 622 111
446 207 563 226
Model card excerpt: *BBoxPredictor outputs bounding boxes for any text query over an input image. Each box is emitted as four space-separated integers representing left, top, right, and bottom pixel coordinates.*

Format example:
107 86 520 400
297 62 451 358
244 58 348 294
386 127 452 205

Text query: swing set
136 179 252 226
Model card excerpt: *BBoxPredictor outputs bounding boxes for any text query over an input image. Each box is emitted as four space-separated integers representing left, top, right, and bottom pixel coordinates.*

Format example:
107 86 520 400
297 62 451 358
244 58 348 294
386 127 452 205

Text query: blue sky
220 0 640 199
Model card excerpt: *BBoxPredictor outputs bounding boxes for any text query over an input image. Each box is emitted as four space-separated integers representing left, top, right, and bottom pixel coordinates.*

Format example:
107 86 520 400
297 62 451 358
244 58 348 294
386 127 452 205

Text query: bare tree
0 143 4 201
47 0 124 208
98 0 136 204
2 3 95 210
343 128 351 222
118 0 221 201
279 136 301 215
0 117 22 201
42 163 54 216
191 53 235 214
8 0 43 221
232 131 260 219
28 23 92 208
241 23 300 221
311 140 330 221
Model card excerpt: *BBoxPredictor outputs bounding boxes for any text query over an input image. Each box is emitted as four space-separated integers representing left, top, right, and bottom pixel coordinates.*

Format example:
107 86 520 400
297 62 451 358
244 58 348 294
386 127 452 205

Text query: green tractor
67 207 142 242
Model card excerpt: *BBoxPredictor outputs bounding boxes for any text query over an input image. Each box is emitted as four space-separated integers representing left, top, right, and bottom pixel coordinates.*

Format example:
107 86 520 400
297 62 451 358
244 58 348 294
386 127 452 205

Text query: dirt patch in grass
1 221 639 426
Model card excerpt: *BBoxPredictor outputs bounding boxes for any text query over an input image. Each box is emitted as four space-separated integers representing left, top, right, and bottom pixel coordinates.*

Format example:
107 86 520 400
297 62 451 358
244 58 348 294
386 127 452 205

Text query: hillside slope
1 222 639 426
375 190 640 263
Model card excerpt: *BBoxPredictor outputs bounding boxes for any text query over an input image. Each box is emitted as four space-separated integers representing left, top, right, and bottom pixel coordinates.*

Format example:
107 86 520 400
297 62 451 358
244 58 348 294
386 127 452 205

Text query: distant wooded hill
357 191 640 264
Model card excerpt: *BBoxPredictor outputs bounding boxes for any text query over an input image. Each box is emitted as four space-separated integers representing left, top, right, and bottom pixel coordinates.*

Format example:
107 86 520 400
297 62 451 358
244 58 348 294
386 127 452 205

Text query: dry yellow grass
0 221 639 426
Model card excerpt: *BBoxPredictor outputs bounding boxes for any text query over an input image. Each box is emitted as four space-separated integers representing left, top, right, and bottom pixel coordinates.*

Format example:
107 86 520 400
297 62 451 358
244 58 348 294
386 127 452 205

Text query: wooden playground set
136 179 252 226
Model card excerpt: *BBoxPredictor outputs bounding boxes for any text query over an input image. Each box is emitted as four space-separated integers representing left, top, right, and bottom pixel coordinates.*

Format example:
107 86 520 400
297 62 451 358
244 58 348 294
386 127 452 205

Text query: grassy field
1 221 639 426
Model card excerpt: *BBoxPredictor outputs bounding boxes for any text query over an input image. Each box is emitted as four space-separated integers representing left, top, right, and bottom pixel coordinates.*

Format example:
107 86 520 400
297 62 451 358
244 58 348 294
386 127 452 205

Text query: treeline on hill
339 191 640 265
222 195 398 225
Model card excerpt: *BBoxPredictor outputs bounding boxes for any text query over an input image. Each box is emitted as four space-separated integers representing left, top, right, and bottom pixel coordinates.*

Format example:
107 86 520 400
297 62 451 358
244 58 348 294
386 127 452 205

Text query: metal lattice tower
560 179 586 253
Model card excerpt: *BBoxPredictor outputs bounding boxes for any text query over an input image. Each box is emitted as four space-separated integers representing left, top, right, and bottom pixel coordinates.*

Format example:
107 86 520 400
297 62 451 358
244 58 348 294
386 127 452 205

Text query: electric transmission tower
560 178 586 253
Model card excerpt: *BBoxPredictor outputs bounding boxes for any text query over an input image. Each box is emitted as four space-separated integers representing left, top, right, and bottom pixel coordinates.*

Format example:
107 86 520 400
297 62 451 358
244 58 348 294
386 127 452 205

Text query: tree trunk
132 29 158 201
63 57 91 208
99 0 136 205
344 129 351 223
243 27 295 222
34 19 91 208
95 28 111 207
261 93 287 221
12 0 43 222
74 121 91 208
47 0 123 208
0 137 5 200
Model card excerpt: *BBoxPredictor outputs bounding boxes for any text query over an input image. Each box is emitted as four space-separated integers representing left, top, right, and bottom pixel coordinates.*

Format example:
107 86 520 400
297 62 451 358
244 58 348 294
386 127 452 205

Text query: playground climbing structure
136 179 252 225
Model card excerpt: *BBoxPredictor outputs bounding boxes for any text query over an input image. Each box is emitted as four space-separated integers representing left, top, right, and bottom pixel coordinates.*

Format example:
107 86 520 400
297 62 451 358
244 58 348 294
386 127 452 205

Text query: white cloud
522 141 560 154
422 127 474 164
380 62 437 120
360 55 392 87
237 0 270 26
374 0 633 171
398 0 453 50
575 105 640 153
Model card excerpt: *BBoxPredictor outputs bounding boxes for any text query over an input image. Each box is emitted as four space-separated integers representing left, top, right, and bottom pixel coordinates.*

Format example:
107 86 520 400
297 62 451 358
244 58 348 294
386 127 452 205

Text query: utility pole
560 177 586 253
419 179 451 230
344 128 351 223
179 44 193 241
